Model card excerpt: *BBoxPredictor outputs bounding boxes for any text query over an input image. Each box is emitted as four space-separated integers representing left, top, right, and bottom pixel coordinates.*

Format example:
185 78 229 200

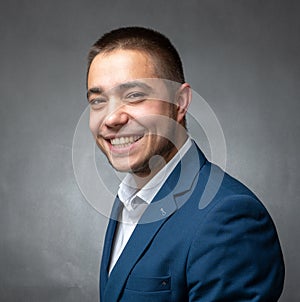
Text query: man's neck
131 134 189 190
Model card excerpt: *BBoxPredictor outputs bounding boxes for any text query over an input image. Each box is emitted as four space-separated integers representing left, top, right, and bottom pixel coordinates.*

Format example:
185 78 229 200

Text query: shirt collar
118 137 192 211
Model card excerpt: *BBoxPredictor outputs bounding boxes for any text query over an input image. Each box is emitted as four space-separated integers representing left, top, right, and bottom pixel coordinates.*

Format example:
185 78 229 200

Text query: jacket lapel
103 204 176 302
99 196 123 301
102 141 206 302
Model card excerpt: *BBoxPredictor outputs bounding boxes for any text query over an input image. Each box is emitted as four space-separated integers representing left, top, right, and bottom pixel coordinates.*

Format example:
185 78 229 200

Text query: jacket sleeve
186 195 285 301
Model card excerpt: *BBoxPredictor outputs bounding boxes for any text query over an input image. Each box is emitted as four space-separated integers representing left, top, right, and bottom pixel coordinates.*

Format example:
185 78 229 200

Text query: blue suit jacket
100 142 284 301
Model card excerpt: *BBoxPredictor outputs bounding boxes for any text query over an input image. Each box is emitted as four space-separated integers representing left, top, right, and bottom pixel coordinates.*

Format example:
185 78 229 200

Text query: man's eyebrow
87 87 104 99
87 80 154 100
116 81 154 93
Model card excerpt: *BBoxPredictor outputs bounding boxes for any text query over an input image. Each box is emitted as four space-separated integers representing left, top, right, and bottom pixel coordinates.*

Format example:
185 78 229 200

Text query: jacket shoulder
185 163 285 301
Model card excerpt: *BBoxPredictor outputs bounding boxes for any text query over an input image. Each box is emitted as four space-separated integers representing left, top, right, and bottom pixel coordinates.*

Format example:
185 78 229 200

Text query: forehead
87 49 158 91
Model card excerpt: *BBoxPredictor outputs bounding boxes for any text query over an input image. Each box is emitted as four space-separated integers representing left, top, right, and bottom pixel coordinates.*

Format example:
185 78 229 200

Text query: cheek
89 111 102 135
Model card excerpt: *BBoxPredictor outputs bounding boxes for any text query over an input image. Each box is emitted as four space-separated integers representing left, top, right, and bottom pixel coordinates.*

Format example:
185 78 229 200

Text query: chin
110 158 148 175
108 161 131 173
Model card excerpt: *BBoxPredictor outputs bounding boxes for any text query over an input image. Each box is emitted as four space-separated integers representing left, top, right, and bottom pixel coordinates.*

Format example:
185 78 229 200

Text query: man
86 27 284 301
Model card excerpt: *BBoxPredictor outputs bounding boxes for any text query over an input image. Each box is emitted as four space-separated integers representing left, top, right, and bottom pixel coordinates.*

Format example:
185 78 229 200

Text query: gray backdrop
1 0 299 301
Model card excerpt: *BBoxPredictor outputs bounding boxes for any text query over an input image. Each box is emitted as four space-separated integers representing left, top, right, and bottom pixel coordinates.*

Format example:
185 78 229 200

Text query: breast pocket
121 275 171 302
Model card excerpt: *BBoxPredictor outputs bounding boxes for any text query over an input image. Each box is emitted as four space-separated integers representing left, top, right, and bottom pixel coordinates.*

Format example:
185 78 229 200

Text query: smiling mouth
109 135 143 148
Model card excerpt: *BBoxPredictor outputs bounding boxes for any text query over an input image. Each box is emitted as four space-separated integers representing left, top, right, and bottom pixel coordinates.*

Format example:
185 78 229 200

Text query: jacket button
161 280 167 286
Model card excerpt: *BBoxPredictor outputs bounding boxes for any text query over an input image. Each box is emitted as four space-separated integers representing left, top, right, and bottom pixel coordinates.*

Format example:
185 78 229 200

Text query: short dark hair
87 26 185 84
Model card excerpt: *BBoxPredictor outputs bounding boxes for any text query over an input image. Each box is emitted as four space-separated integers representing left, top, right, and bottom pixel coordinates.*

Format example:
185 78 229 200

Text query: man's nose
104 102 129 128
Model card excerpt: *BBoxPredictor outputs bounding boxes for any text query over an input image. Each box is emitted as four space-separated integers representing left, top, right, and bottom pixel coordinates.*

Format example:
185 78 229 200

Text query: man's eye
90 98 107 108
126 92 146 101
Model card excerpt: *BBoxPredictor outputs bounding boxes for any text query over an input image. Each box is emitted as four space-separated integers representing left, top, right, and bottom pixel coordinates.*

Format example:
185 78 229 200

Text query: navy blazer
100 141 284 301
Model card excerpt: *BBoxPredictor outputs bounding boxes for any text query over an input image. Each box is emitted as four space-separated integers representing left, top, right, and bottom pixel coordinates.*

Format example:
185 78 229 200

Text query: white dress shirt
108 137 192 275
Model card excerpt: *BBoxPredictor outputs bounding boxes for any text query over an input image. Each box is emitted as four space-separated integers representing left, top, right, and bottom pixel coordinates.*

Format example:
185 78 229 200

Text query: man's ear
176 83 192 124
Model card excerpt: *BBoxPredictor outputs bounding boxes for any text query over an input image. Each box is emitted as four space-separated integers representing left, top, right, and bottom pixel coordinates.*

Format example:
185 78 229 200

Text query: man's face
87 49 181 176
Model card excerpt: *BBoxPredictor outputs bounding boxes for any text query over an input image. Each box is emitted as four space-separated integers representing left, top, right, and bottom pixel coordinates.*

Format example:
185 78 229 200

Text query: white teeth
110 136 142 147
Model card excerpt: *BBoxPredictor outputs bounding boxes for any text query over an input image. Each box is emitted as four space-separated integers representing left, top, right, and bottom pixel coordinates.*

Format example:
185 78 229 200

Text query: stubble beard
99 106 179 178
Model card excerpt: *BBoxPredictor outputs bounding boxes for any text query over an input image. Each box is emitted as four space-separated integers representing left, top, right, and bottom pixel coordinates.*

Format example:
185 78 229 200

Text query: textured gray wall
1 0 299 301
